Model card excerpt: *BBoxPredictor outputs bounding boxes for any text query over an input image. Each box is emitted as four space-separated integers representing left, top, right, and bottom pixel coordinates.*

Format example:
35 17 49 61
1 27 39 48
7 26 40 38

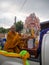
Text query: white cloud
0 0 49 28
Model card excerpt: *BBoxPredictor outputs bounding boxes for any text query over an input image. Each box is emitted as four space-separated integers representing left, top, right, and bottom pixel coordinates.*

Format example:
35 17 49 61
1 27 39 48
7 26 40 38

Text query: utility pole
14 16 16 28
14 16 16 24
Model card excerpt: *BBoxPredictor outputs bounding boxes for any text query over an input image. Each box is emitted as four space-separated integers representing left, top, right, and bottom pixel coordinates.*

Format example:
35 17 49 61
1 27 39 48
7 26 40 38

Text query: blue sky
0 0 49 28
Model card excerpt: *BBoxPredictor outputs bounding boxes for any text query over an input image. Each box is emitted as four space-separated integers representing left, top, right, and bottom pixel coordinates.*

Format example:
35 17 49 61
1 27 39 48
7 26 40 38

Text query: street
29 60 39 65
0 55 40 65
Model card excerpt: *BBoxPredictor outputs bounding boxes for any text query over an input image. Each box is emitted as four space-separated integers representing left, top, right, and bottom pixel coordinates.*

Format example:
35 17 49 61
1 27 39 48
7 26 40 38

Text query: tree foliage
0 20 23 33
0 27 9 33
15 21 23 32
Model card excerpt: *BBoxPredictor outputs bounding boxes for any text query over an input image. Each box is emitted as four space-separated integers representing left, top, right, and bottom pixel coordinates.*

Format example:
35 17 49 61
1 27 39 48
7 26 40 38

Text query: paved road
29 60 40 65
0 55 40 65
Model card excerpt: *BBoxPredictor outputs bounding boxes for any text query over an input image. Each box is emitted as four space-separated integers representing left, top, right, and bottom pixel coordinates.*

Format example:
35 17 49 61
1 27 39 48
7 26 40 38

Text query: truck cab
41 30 49 65
40 21 49 65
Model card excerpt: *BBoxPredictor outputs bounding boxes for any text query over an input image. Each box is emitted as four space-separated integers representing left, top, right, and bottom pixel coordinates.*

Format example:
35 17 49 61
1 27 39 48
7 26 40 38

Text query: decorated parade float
21 13 41 58
0 13 41 65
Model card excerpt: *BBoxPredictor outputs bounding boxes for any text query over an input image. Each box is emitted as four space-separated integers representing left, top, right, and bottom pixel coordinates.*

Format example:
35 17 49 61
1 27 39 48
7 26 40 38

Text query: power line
20 0 27 11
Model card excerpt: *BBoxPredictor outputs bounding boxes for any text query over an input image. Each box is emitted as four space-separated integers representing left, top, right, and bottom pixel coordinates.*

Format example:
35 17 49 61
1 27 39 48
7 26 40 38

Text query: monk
4 25 21 53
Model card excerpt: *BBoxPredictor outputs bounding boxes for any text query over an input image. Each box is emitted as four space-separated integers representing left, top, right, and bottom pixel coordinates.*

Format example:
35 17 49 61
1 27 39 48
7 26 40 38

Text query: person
1 38 6 49
4 25 21 53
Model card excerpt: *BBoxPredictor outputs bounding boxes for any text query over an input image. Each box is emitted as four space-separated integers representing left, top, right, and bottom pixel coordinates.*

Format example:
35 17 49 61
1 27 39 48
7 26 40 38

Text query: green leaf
20 50 27 56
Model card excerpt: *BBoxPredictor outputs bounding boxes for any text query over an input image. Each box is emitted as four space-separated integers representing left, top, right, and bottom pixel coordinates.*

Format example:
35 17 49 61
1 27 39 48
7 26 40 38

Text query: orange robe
4 31 21 53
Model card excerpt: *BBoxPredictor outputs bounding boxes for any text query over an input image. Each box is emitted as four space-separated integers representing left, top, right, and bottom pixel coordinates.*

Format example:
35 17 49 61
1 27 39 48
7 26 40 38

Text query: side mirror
41 33 49 65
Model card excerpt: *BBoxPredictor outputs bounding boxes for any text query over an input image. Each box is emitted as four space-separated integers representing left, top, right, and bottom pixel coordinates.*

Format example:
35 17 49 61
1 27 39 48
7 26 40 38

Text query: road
29 60 39 65
0 55 40 65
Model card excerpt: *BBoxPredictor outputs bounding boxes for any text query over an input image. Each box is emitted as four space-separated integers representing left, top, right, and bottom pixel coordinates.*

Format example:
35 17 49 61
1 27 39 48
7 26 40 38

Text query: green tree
0 27 9 33
15 21 23 32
